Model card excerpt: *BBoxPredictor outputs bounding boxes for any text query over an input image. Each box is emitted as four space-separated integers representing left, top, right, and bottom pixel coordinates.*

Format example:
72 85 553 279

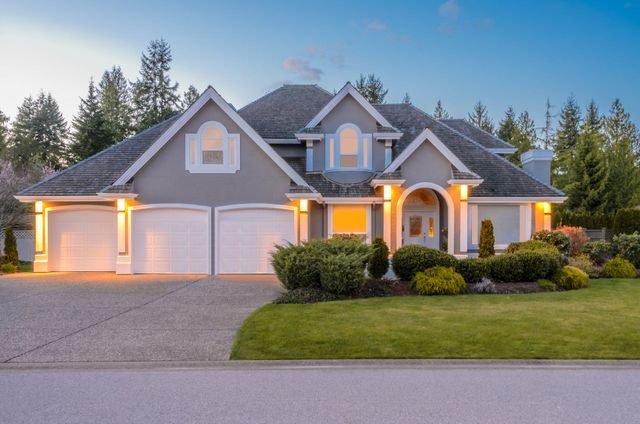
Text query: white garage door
131 207 209 274
217 206 296 274
48 208 117 271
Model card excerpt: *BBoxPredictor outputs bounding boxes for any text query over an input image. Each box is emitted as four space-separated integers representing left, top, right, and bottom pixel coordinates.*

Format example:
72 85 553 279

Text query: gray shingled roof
18 116 180 196
451 166 482 181
237 85 333 139
440 119 516 151
286 158 376 197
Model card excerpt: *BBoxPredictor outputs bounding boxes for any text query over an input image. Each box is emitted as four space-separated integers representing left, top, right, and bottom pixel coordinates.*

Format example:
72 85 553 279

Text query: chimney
520 150 553 185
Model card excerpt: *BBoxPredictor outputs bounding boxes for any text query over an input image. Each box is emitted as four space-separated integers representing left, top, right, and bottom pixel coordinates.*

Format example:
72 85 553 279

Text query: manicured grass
19 262 33 272
231 279 640 360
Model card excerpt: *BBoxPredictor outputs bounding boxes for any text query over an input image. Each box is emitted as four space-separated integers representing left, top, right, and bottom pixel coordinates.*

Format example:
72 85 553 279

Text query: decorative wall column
519 204 532 241
383 185 392 248
299 199 309 242
543 202 552 231
116 198 132 274
33 200 48 272
459 185 468 253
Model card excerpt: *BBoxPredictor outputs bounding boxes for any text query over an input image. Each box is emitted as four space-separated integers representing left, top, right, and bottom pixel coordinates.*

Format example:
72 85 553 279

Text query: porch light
543 202 551 215
34 200 43 213
383 185 392 201
117 198 126 212
299 199 308 213
460 185 468 201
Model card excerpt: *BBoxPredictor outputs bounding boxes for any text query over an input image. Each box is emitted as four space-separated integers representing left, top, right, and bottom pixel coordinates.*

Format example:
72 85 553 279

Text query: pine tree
507 111 537 165
355 74 388 104
99 66 132 144
541 98 554 149
603 99 640 211
69 79 112 162
9 93 68 170
402 92 411 104
0 109 9 158
467 101 494 133
497 106 518 144
565 101 606 212
181 85 200 110
433 100 450 119
131 39 180 131
552 96 581 190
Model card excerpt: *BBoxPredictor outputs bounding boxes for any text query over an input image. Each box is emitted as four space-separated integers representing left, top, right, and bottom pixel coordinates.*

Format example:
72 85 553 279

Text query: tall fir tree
70 79 112 162
9 93 68 170
433 100 451 119
131 39 180 131
497 106 518 144
355 74 388 104
541 98 554 149
467 101 494 133
507 111 537 165
603 99 640 211
565 101 607 212
99 66 132 144
402 92 411 104
181 85 200 110
552 96 581 190
0 109 9 158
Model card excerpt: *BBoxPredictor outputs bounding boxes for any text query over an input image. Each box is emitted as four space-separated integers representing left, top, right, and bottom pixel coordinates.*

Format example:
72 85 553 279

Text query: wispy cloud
282 57 324 81
438 0 460 20
367 20 386 31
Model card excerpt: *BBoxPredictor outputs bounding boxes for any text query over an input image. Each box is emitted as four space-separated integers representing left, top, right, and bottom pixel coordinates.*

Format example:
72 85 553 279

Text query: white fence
0 229 34 262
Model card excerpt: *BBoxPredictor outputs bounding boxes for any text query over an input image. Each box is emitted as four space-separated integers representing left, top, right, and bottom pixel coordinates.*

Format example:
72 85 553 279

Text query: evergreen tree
0 109 9 157
70 79 112 162
541 98 554 149
9 93 68 170
131 39 180 131
603 99 640 211
565 101 606 212
181 85 200 110
497 106 518 144
552 96 581 190
98 66 132 143
402 92 411 104
355 73 388 104
433 100 451 119
507 111 536 165
467 101 494 133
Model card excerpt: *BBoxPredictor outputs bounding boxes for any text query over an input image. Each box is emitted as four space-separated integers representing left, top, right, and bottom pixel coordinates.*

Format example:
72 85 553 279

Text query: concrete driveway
0 273 282 363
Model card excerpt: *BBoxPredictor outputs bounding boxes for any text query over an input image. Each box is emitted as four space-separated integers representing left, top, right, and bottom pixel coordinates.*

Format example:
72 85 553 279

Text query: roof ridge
453 119 516 148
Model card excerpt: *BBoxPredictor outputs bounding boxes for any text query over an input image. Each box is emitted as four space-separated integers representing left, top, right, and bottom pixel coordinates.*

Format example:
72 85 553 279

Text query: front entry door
403 211 439 249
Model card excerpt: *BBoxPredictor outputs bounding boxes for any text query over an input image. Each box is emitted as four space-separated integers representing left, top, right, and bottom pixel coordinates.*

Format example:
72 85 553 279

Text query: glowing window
332 205 367 234
428 217 434 238
339 127 359 168
202 127 224 164
409 215 422 237
326 124 372 171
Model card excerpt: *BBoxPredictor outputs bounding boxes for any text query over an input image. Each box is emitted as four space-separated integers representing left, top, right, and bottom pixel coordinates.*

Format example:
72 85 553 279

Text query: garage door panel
218 207 295 274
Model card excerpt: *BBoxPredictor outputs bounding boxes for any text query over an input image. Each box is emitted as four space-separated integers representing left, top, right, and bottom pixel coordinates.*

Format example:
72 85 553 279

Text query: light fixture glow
299 199 308 213
117 198 126 212
543 202 551 215
34 201 43 213
383 185 392 201
460 185 468 201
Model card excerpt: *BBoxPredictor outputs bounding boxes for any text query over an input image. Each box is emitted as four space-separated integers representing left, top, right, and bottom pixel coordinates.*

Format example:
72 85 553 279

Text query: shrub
478 220 495 258
486 250 562 282
553 266 588 290
506 240 560 254
612 208 640 235
455 258 488 285
553 209 613 230
392 245 457 281
602 257 637 278
555 226 588 257
582 240 613 265
612 232 640 268
319 253 366 295
271 244 321 290
537 279 557 291
2 227 19 266
1 263 17 273
368 237 389 279
568 255 599 278
532 230 571 257
272 288 338 304
412 266 466 295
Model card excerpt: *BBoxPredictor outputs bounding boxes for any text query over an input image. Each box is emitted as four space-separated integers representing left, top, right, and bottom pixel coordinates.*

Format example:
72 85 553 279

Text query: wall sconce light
117 198 126 212
300 199 308 213
460 185 468 201
383 185 392 201
543 202 551 215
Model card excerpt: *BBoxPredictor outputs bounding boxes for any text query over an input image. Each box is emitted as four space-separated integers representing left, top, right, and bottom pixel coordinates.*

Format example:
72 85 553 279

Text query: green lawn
231 279 640 360
19 262 33 272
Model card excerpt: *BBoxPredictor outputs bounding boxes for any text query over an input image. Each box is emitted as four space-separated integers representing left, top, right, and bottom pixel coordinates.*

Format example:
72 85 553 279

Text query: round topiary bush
368 237 390 279
412 266 466 295
553 266 588 290
602 257 637 279
319 253 366 295
455 258 488 285
392 245 457 281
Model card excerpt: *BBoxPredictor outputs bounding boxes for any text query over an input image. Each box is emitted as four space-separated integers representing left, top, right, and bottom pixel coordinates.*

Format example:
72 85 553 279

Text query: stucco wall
476 205 520 247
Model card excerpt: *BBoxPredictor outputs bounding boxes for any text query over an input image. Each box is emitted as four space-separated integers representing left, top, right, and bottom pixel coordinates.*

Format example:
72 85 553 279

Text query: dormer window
326 123 372 171
186 121 240 173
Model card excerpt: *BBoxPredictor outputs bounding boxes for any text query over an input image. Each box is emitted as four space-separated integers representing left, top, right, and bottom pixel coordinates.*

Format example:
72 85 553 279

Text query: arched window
185 121 240 173
326 123 372 171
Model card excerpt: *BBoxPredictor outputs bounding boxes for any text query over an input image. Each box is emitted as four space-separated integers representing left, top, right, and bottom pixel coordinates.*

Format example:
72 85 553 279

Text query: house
15 83 565 274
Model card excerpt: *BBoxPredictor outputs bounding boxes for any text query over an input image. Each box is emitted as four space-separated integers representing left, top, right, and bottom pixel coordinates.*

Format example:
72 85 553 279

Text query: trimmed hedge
582 240 613 265
412 266 466 295
478 220 495 258
532 230 571 257
506 240 560 255
486 250 562 282
612 232 640 268
553 266 589 290
368 237 389 279
602 257 637 278
612 208 640 235
553 209 613 230
392 245 457 281
455 258 488 285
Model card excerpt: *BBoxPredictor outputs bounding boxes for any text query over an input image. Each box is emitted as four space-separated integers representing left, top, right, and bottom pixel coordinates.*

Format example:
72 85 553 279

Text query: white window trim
325 123 373 171
327 204 372 243
185 121 240 174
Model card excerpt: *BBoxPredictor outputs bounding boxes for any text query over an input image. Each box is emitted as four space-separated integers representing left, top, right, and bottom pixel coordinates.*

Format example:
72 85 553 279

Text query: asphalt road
1 362 639 424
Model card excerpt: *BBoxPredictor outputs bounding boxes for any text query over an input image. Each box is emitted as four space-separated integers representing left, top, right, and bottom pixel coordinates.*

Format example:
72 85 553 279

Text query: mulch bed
356 279 550 298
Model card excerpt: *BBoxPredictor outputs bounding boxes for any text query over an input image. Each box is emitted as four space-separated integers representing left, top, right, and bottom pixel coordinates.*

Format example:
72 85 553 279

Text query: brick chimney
520 150 553 185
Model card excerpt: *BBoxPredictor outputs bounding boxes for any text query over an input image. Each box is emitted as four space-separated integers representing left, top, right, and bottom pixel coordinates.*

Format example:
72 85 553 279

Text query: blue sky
1 0 638 130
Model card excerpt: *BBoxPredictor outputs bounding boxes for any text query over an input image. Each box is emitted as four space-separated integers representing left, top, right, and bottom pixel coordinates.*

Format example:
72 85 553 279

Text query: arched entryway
396 182 455 255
